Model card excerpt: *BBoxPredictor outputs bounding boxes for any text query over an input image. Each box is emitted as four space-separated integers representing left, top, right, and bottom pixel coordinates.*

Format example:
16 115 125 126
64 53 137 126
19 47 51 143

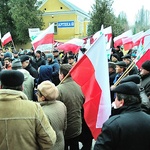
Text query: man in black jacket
94 82 150 150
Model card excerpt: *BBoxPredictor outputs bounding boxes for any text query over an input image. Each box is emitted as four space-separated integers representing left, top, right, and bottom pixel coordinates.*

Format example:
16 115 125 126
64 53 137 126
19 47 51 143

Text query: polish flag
92 26 112 45
122 31 143 50
70 34 111 139
113 29 132 47
134 29 150 47
57 38 84 53
1 32 12 46
135 36 150 69
31 23 54 50
136 49 150 69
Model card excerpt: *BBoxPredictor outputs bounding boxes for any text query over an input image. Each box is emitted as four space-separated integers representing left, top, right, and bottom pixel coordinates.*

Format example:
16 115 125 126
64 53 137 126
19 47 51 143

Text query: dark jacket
127 62 139 75
141 73 150 100
109 72 116 102
57 77 84 140
47 59 60 85
33 57 46 70
37 65 53 85
94 105 150 150
25 63 38 79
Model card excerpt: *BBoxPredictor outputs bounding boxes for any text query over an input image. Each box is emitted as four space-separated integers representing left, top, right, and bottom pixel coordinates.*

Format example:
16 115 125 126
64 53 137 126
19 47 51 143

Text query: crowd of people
0 45 150 150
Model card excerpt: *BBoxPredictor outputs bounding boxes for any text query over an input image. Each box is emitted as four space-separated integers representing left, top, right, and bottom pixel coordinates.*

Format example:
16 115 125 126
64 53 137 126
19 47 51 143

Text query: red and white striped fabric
136 49 150 69
134 29 150 47
31 23 54 50
1 32 12 46
92 26 112 45
122 31 143 50
135 35 150 69
113 29 132 47
57 38 84 53
70 33 111 139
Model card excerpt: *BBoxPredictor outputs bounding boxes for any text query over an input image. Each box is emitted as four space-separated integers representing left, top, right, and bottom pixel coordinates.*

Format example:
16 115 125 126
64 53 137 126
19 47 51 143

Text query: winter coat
94 104 150 150
18 69 34 100
33 57 46 70
127 62 139 75
47 59 60 85
40 100 67 150
0 89 56 150
57 77 84 140
141 73 150 100
25 63 38 78
37 65 53 85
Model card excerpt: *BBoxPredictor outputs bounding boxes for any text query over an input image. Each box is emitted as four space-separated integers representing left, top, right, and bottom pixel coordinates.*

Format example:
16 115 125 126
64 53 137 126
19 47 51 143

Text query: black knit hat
112 81 140 95
0 70 24 87
141 60 150 71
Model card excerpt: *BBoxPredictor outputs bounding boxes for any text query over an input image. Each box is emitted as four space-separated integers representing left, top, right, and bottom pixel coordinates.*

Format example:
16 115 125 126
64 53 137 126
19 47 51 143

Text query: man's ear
119 99 124 107
41 95 46 101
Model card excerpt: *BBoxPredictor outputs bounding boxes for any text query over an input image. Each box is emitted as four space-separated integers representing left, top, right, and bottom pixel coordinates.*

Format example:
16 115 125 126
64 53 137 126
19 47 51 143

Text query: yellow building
17 0 90 50
39 0 90 42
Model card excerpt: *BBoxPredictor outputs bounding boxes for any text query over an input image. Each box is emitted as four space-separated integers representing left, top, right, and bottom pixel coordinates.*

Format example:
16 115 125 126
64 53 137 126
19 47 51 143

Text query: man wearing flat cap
20 55 38 78
111 61 126 101
140 60 150 101
94 82 150 150
0 70 56 149
122 54 139 75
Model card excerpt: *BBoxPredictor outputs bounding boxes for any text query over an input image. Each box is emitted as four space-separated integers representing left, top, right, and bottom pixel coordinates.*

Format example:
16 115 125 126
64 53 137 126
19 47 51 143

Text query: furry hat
37 80 59 100
0 70 24 87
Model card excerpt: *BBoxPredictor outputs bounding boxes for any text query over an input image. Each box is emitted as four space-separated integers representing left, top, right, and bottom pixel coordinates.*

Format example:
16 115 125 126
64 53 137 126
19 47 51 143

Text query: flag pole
59 72 70 84
11 40 16 51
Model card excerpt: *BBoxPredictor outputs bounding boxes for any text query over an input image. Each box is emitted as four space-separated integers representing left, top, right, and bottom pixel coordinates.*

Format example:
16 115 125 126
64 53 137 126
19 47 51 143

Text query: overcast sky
68 0 150 25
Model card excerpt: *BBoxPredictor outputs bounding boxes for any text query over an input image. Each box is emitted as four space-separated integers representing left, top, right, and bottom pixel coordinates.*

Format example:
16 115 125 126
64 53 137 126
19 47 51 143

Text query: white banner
28 28 40 41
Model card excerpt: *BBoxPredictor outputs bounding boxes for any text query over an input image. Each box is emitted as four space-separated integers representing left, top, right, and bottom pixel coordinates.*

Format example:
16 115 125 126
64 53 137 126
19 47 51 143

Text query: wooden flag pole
11 40 17 51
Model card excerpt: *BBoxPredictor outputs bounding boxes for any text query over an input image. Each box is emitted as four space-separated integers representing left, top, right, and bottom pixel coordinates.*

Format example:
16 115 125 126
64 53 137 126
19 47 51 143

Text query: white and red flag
113 29 132 47
135 36 150 69
122 31 143 50
70 33 111 139
1 32 12 46
57 38 84 53
136 49 150 69
31 23 54 51
92 26 112 45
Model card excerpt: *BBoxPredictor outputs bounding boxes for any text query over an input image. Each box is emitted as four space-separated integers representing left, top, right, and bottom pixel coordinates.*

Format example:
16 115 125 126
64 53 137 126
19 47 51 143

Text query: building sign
58 21 74 28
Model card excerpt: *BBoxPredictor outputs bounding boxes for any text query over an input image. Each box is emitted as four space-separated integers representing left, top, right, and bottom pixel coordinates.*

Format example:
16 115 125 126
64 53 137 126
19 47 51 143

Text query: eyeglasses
35 90 43 97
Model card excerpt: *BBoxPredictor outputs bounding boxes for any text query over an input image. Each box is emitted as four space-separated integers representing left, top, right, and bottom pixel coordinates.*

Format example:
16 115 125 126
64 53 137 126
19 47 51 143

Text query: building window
49 22 57 34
